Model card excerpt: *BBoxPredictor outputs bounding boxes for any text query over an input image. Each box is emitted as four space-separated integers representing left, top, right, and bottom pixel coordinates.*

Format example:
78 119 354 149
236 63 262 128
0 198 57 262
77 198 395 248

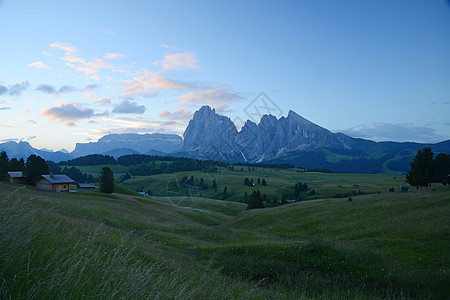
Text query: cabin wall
36 179 52 191
54 183 69 192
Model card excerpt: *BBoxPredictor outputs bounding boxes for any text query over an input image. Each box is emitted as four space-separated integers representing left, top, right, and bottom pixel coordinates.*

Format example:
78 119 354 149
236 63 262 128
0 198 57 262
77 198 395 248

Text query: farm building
7 171 26 184
77 183 95 190
35 174 76 192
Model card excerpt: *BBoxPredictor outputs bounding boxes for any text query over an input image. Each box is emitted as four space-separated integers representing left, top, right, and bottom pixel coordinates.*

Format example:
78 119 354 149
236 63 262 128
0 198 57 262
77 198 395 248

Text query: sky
0 0 449 152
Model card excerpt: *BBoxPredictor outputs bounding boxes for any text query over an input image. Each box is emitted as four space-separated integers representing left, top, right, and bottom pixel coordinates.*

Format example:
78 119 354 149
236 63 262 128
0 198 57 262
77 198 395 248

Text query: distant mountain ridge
1 106 449 173
180 106 450 173
0 141 73 163
71 133 183 158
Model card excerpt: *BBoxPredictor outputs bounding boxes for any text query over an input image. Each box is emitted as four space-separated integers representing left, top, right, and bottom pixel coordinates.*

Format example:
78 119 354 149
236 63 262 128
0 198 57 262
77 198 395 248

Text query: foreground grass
0 182 448 299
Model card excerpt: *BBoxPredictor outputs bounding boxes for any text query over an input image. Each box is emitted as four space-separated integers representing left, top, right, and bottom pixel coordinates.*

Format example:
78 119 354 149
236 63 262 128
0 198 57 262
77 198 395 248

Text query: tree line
406 147 450 187
0 151 93 184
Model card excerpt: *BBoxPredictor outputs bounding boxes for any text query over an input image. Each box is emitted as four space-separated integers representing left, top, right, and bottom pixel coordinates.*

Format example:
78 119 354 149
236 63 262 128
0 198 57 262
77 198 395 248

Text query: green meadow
0 181 448 299
121 167 404 202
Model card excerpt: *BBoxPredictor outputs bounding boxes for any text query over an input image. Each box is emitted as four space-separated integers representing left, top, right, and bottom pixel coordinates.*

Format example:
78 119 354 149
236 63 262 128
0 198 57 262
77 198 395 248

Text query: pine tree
212 179 217 191
99 167 115 193
433 153 450 185
406 147 434 187
24 155 49 183
223 185 227 200
247 190 264 209
0 151 9 181
261 178 267 186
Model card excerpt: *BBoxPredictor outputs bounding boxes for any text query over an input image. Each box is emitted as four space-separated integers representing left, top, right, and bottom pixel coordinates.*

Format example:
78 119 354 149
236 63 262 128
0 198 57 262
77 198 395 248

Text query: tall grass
0 186 264 299
1 182 449 299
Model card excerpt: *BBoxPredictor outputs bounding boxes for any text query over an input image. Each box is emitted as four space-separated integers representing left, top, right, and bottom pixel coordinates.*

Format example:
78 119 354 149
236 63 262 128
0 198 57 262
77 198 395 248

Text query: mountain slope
180 106 450 173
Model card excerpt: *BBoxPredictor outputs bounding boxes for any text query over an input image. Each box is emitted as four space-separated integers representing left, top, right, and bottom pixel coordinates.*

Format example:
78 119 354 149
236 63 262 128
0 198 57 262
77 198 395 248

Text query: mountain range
1 105 449 174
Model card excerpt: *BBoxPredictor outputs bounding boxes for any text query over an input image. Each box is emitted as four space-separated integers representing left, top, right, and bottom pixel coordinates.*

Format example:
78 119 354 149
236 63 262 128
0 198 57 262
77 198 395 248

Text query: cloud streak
159 109 193 122
28 61 50 69
339 122 445 143
112 100 146 114
40 102 105 126
50 41 126 80
0 81 30 96
36 84 59 96
158 52 198 70
121 71 193 98
176 89 242 109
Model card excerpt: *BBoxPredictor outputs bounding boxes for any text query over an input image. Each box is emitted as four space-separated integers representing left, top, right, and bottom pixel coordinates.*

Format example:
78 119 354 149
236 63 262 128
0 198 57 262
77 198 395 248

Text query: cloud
161 44 178 51
49 42 77 52
158 52 198 70
159 109 193 122
40 102 97 126
121 71 193 98
36 84 77 96
28 61 50 69
0 124 18 129
82 116 186 137
66 58 113 75
112 100 146 114
339 122 445 143
104 53 126 59
0 107 10 110
177 89 242 108
0 100 9 106
50 41 125 79
27 120 37 125
94 97 111 103
36 84 59 96
83 84 101 92
84 94 97 100
6 81 30 96
0 81 30 97
58 85 76 93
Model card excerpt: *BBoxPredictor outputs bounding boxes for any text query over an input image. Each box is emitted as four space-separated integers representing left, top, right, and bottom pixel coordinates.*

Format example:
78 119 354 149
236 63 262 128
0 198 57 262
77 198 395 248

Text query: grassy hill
0 181 448 299
121 167 404 203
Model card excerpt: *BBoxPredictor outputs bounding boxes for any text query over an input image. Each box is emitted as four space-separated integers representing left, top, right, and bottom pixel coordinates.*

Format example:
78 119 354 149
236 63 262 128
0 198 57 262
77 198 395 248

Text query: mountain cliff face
182 106 355 162
72 133 183 157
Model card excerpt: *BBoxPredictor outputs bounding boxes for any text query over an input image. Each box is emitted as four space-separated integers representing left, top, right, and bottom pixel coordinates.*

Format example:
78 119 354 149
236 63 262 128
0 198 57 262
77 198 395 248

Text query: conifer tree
99 167 115 193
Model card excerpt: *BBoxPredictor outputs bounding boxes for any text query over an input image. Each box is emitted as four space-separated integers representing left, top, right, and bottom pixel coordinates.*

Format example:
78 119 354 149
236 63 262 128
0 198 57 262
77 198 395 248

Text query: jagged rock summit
182 105 354 162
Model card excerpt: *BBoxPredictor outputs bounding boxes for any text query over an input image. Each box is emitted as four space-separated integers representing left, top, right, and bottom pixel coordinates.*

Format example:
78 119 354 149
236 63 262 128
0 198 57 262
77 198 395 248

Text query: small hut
35 174 75 192
7 171 26 184
77 183 96 190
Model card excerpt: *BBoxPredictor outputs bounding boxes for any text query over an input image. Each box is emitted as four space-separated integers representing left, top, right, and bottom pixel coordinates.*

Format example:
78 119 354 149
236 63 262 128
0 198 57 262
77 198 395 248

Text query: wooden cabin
7 171 26 184
35 174 75 192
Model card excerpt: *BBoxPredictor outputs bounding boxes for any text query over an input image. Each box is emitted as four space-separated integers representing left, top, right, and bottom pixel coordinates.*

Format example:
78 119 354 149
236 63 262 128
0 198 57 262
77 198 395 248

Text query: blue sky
0 0 449 151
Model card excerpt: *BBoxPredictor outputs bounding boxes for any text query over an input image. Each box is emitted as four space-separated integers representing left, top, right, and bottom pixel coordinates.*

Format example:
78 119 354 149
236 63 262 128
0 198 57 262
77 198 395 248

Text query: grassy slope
123 167 403 202
1 182 448 299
